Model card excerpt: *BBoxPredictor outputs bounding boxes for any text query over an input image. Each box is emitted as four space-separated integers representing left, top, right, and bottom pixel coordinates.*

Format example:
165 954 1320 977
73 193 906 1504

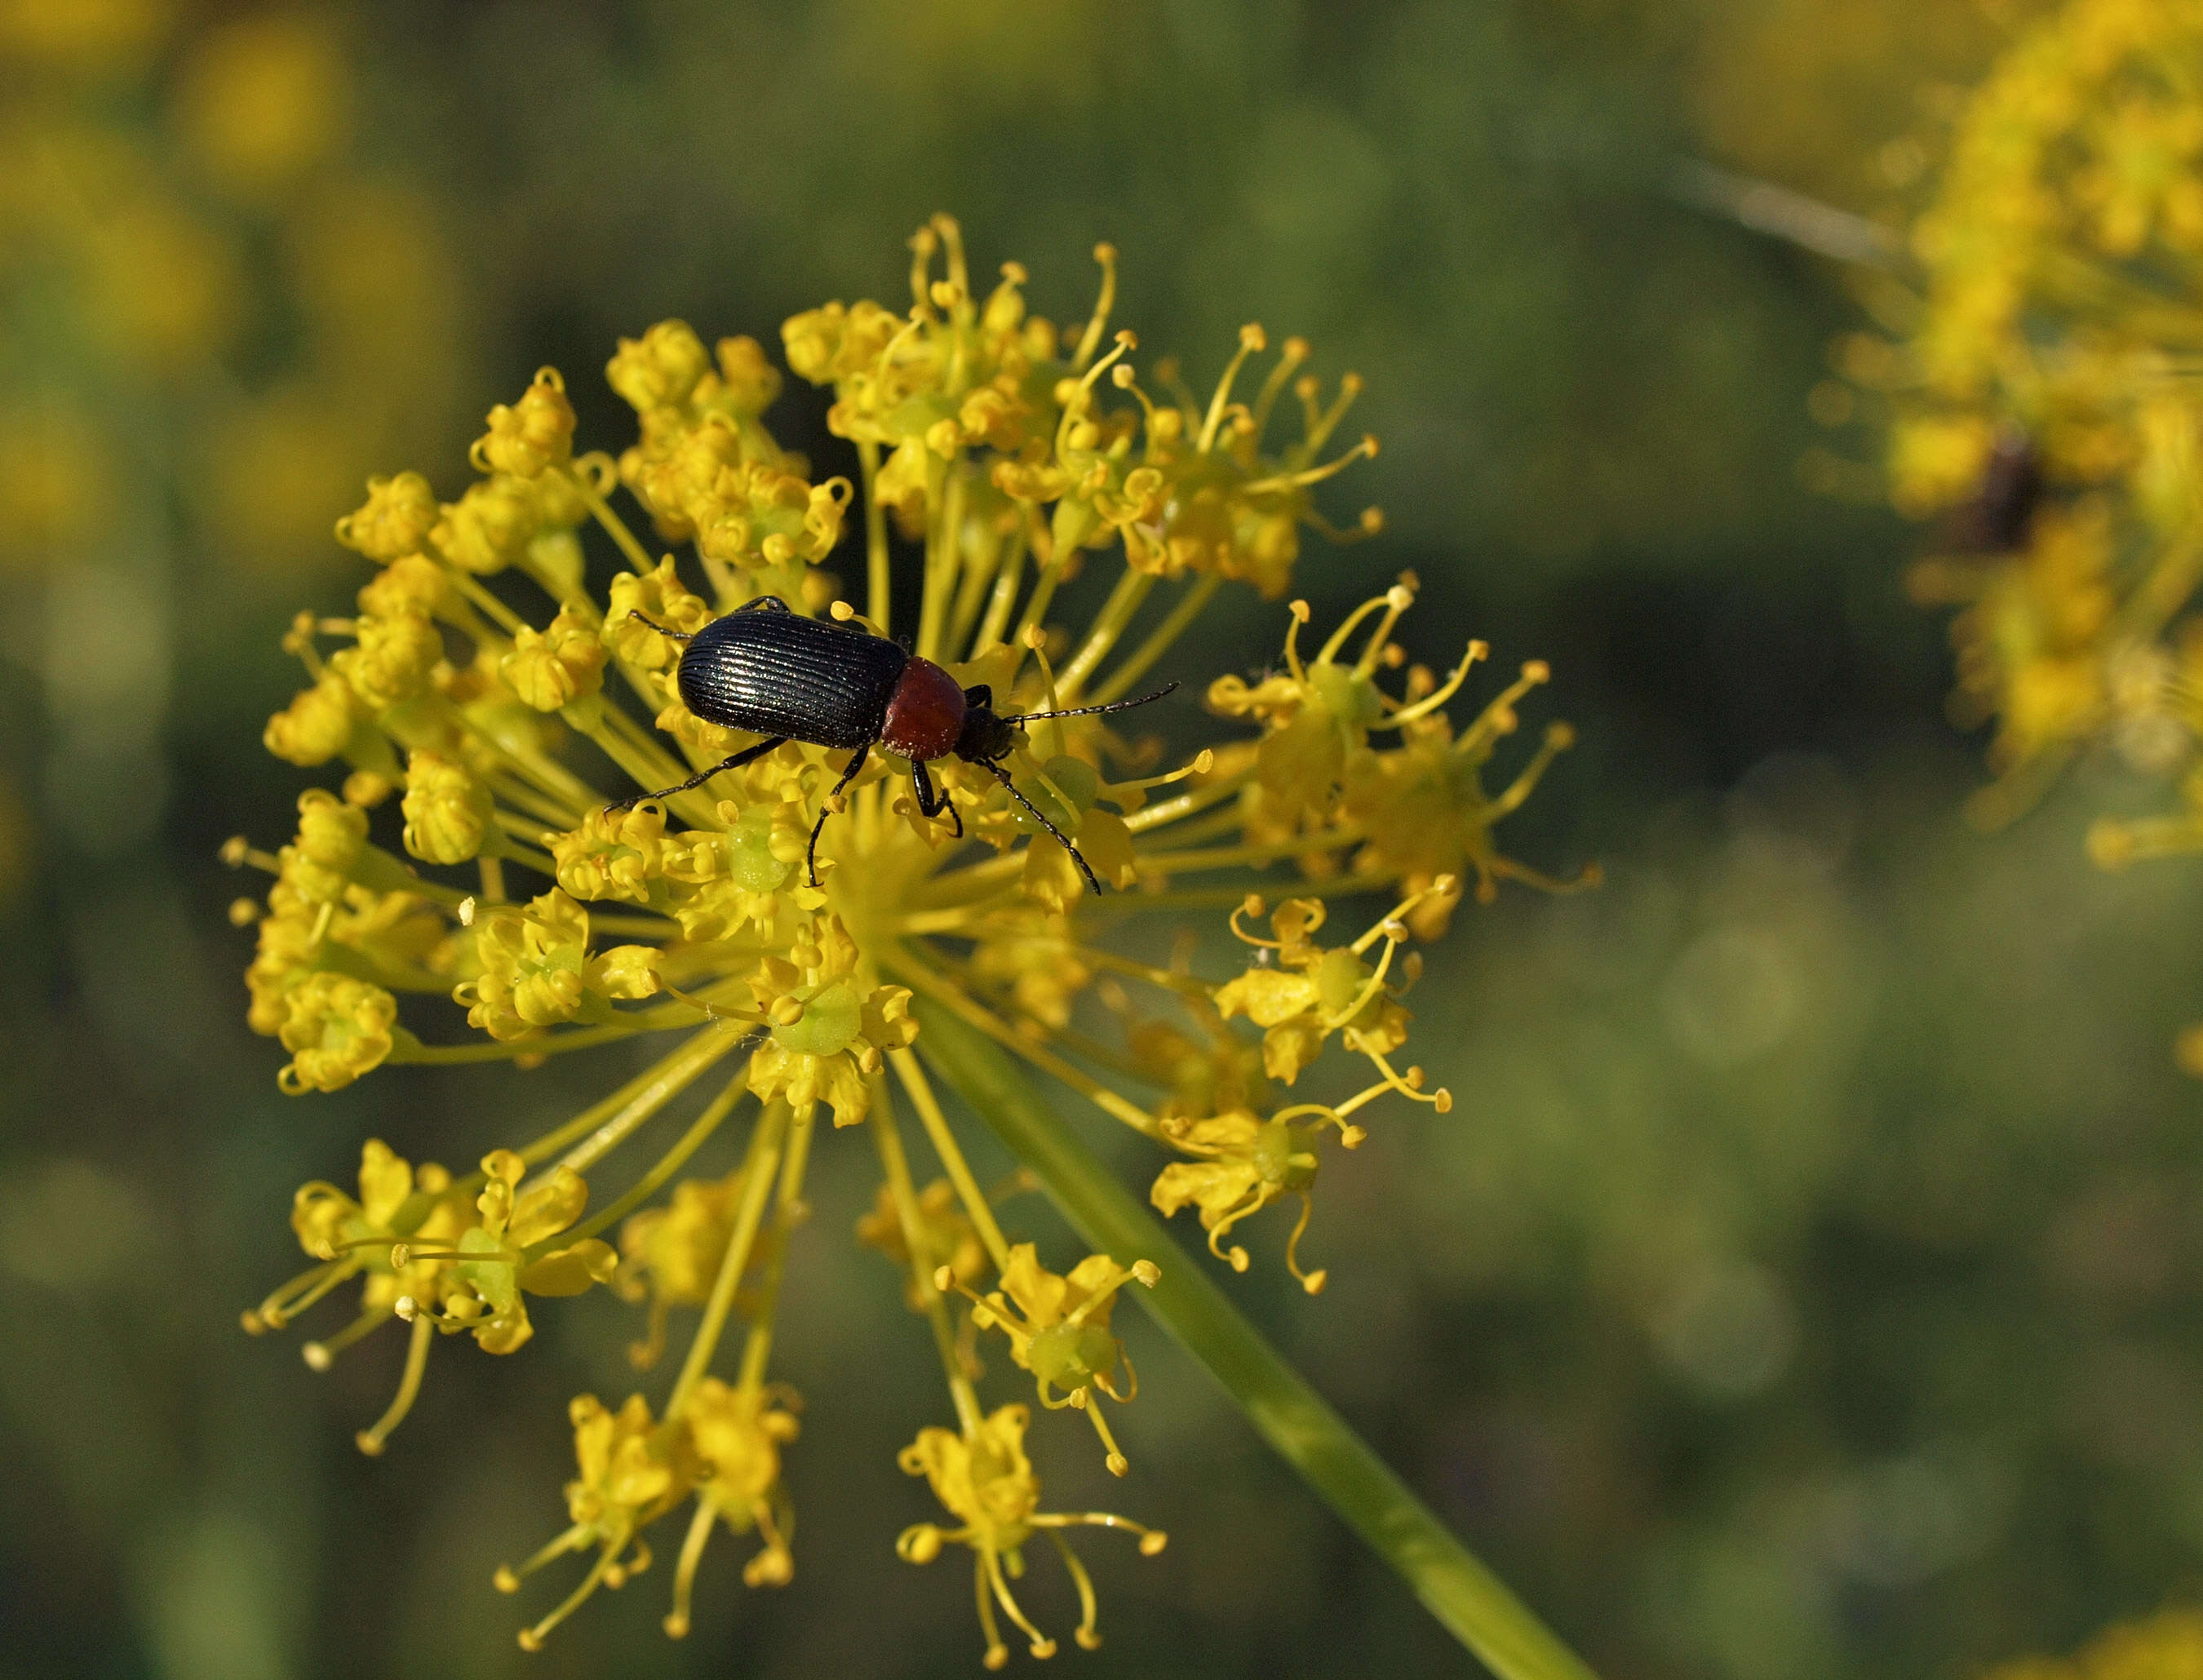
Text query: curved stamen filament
1323 937 1400 1032
984 1549 1056 1660
1108 749 1215 802
1270 1102 1368 1146
1120 760 1254 835
1078 1390 1130 1476
354 1312 432 1456
1249 335 1311 439
1044 1530 1105 1651
1318 586 1407 667
1305 504 1386 543
299 1303 392 1368
249 1256 357 1329
1488 723 1576 819
516 1536 626 1652
1070 242 1119 372
1351 880 1453 955
1350 1043 1451 1111
1282 598 1313 683
1030 1512 1168 1552
1302 370 1365 455
829 600 889 637
1379 642 1487 727
1283 1194 1326 1294
1199 325 1266 454
1229 891 1301 949
1237 433 1379 499
1208 1182 1288 1271
871 310 928 395
663 1500 716 1638
1457 661 1552 756
1053 330 1137 459
973 1554 1007 1670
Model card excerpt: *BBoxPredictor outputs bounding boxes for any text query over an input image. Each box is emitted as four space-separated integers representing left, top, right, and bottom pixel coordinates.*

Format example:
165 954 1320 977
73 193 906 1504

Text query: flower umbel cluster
234 219 1588 1662
1845 2 2203 1067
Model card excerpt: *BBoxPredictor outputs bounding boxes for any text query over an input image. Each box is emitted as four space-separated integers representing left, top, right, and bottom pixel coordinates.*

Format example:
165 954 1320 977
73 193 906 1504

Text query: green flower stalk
232 215 1595 1669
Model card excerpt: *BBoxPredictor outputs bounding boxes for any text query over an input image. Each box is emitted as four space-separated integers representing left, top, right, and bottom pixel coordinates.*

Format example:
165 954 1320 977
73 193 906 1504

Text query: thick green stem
912 999 1599 1680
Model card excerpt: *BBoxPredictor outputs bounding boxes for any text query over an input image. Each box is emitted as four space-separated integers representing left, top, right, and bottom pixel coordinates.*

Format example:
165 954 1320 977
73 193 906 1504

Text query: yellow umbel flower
943 1243 1159 1475
496 1392 701 1651
897 1403 1166 1667
667 1376 802 1628
232 219 1589 1656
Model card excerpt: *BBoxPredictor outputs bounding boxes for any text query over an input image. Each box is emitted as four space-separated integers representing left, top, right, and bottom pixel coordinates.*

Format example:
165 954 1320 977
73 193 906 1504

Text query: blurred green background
12 2 2203 1678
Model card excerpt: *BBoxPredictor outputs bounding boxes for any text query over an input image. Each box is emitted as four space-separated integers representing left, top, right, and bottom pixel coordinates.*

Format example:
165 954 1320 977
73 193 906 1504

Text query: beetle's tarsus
911 761 966 843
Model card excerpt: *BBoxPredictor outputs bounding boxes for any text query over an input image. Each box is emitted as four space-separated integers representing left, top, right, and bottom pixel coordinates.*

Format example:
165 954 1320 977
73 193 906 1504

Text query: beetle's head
954 702 1021 765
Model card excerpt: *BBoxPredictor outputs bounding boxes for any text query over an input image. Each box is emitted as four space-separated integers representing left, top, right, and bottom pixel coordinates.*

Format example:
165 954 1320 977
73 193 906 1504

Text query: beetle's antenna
625 610 695 644
986 762 1102 894
1000 682 1177 725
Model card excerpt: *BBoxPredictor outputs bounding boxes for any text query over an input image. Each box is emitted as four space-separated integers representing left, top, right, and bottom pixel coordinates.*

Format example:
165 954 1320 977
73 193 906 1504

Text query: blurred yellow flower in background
0 1 468 574
1826 0 2203 1065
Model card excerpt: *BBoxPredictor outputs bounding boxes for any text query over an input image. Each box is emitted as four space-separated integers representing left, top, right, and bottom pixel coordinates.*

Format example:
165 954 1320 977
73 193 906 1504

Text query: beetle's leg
735 595 791 614
911 761 965 841
984 760 1101 894
606 737 785 812
806 744 870 887
624 609 696 644
961 684 992 711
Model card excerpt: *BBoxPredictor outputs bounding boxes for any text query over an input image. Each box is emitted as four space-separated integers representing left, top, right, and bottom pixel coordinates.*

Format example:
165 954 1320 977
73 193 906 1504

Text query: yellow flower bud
432 478 527 575
357 554 456 622
607 321 711 412
711 335 783 416
401 750 495 864
277 972 398 1093
605 557 710 668
780 299 900 386
335 612 441 711
292 787 367 875
475 367 576 478
264 667 357 765
587 944 663 1000
501 603 607 711
335 471 440 561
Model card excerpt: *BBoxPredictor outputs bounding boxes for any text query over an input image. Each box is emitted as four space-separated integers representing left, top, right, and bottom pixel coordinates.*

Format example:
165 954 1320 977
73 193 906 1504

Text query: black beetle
611 595 1176 892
